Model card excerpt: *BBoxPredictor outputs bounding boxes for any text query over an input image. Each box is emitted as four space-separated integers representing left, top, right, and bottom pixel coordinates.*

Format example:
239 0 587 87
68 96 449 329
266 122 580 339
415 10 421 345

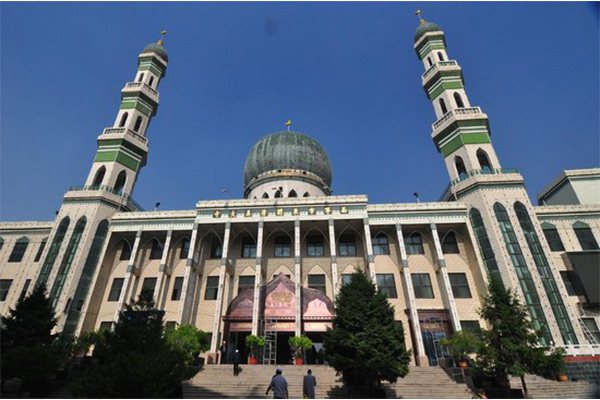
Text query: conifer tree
324 270 410 395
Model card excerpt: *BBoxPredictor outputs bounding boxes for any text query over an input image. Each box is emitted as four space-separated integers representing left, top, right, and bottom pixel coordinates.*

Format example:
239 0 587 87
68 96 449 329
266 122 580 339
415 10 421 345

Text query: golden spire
415 9 425 25
158 30 167 46
285 119 291 132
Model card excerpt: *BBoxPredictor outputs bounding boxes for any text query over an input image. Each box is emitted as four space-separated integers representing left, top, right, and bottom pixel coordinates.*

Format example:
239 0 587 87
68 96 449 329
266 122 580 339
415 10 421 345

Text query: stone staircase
509 375 600 399
183 364 473 399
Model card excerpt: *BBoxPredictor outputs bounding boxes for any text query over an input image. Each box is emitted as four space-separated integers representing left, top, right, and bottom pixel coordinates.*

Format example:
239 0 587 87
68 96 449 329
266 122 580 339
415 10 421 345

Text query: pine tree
323 270 411 395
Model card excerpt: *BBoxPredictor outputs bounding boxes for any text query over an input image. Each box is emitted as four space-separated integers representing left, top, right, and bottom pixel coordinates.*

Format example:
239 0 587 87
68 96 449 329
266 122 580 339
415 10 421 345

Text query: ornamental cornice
0 221 54 234
534 204 600 219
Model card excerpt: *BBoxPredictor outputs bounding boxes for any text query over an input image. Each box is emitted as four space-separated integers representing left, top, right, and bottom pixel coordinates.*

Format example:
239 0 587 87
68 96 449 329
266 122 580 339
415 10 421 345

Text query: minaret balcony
65 185 144 211
431 107 487 137
422 60 460 85
438 168 523 201
100 127 148 149
123 81 159 103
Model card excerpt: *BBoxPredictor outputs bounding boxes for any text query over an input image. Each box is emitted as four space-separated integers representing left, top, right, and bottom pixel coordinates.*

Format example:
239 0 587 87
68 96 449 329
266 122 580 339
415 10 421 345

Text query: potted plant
288 335 313 365
440 330 479 368
245 335 265 364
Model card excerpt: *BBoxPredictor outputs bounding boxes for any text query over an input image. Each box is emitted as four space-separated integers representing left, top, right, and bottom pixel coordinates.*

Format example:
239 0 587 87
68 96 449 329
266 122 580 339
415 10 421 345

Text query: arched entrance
224 273 334 365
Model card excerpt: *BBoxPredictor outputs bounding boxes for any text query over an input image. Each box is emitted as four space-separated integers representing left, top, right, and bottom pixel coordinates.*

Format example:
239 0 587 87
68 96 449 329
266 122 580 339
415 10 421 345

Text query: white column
328 219 339 297
252 221 264 335
430 222 461 332
154 229 173 307
178 223 200 325
294 220 302 336
395 224 428 365
114 229 142 322
210 222 231 353
363 218 377 285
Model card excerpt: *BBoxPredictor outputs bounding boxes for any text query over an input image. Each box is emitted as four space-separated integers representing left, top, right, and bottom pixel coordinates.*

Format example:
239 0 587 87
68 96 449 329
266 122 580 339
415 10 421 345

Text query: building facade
1 19 599 367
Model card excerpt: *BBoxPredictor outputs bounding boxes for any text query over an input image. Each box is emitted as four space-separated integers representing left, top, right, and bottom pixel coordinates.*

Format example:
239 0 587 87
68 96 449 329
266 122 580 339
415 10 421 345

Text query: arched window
514 202 578 345
405 233 424 255
133 116 143 132
138 73 145 82
49 216 87 309
303 192 310 197
455 156 467 179
149 238 164 260
372 233 391 255
439 98 448 115
119 240 132 261
274 190 282 198
427 57 433 67
469 208 502 284
8 237 30 263
454 92 465 108
36 217 70 288
0 237 4 252
262 192 269 199
442 232 460 254
92 166 106 187
114 171 127 194
438 52 444 61
180 237 191 259
476 149 492 171
494 202 552 345
288 190 297 198
148 76 155 87
118 112 128 127
573 221 599 250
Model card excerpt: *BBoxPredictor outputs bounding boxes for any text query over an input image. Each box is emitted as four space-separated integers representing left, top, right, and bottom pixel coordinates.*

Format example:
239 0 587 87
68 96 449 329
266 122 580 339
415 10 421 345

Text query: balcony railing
68 185 144 211
101 127 148 146
439 168 520 201
422 60 458 81
125 81 159 97
432 107 483 130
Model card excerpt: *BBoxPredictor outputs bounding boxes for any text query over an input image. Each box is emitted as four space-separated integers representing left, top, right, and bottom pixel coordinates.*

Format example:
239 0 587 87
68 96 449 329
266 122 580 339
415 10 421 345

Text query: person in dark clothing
303 369 317 399
266 367 289 399
233 349 241 376
219 340 228 364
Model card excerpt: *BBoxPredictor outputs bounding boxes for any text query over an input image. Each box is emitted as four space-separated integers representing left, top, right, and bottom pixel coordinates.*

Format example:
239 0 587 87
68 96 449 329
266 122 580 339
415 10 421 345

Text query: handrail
68 185 144 211
125 81 158 97
439 168 520 201
422 60 458 81
101 127 148 145
432 106 483 130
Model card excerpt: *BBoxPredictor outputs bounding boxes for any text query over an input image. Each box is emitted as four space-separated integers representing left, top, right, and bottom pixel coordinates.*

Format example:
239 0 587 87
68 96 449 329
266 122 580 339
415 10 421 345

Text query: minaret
413 13 585 348
33 35 169 335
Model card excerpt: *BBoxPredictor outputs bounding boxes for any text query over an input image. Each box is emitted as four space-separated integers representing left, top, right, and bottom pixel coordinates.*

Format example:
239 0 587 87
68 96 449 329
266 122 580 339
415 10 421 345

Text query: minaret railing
101 127 148 145
432 106 484 130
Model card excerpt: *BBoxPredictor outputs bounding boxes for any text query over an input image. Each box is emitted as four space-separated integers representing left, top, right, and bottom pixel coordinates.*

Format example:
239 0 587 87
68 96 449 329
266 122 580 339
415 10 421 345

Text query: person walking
233 349 241 376
219 340 228 364
266 367 289 399
303 369 317 399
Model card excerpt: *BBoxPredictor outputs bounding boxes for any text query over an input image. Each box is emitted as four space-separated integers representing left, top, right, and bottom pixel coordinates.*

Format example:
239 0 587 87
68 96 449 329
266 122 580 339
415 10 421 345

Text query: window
469 208 502 284
0 238 3 252
542 225 565 252
455 156 467 179
238 275 255 295
99 321 113 332
8 238 29 262
308 275 326 293
140 278 157 302
438 52 444 61
582 318 600 344
411 274 434 298
149 239 163 260
180 238 190 259
205 276 219 300
574 224 599 250
274 236 291 257
148 76 155 87
454 92 465 108
303 192 310 197
460 320 481 334
376 274 398 298
92 166 106 187
18 279 31 302
449 273 472 298
338 234 357 256
307 235 325 257
119 240 132 260
288 190 297 198
36 217 70 288
406 233 424 255
241 237 257 258
210 240 223 259
341 274 352 286
274 190 282 198
427 57 432 67
133 116 143 132
262 192 269 199
439 98 448 114
560 271 585 296
108 278 125 302
0 280 13 301
118 112 128 127
477 149 492 171
372 234 390 255
171 277 184 301
138 73 144 82
114 171 127 194
442 232 460 254
34 239 47 262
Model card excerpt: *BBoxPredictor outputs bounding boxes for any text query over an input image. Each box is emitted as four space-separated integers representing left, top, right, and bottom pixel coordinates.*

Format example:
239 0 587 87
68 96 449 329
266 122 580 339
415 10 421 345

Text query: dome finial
157 30 167 46
285 119 292 132
415 9 425 25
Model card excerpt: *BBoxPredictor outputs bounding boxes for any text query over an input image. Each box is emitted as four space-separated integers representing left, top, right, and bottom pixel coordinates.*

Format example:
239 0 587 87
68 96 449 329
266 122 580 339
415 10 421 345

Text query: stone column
154 228 173 308
362 218 377 285
178 223 200 325
210 222 231 353
396 224 428 366
252 221 264 335
328 219 339 297
294 220 302 336
114 229 142 322
430 222 461 332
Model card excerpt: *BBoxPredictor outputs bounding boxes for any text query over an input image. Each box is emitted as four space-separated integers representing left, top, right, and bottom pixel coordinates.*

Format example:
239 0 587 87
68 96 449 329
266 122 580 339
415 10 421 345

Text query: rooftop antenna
413 192 420 203
415 9 425 25
158 30 167 45
285 119 291 132
154 202 161 211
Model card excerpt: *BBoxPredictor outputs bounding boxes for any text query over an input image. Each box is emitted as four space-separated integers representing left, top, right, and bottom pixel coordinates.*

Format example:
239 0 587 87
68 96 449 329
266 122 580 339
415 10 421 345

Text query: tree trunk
520 375 529 399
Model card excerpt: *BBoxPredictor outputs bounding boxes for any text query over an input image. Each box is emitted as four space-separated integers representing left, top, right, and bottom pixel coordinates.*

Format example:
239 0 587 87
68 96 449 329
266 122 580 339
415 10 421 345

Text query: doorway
276 332 293 365
418 311 453 367
228 331 251 364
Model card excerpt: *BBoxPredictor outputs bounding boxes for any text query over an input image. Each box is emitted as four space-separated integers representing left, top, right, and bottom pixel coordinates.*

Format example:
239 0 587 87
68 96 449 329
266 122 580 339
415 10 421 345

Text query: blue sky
1 2 598 221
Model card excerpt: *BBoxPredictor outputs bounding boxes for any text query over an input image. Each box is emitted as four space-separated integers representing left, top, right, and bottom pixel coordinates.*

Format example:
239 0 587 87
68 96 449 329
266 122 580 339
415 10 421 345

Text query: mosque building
1 17 599 368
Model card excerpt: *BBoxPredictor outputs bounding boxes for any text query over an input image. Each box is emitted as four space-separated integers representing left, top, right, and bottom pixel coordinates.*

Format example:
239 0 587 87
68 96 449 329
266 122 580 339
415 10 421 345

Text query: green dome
244 131 332 187
414 21 442 43
142 42 168 62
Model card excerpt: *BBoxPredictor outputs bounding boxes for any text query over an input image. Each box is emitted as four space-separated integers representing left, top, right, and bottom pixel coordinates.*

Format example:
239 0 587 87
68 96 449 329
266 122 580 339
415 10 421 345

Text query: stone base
416 355 430 367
